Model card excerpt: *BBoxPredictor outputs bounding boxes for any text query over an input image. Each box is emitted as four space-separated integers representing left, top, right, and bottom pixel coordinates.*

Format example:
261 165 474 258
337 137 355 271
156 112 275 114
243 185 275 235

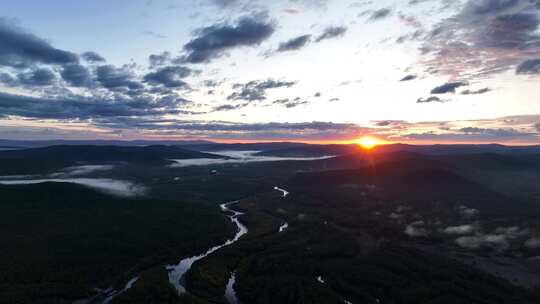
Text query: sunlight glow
355 136 383 150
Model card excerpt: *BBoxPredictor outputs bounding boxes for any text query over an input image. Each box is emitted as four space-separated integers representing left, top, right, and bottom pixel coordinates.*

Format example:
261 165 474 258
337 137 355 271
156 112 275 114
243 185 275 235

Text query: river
80 188 289 303
166 201 248 294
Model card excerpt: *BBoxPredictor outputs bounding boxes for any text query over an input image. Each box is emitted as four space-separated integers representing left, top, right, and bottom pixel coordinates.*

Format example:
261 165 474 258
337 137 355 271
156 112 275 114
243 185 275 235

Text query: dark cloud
182 16 275 63
314 92 322 97
315 26 347 42
430 81 467 94
96 65 144 90
459 127 523 137
17 68 56 86
369 8 392 21
272 98 309 108
400 74 417 81
210 0 238 7
417 96 445 103
420 0 540 78
96 118 366 138
461 87 491 95
0 18 78 69
143 66 193 88
203 79 222 87
61 64 92 87
148 51 171 68
81 51 106 63
402 129 539 143
463 0 520 15
212 103 248 111
283 8 301 14
277 34 312 52
375 121 392 126
228 79 297 101
408 0 431 5
485 13 540 49
374 120 408 127
0 91 191 121
398 14 422 28
0 73 18 87
535 122 540 131
516 58 540 74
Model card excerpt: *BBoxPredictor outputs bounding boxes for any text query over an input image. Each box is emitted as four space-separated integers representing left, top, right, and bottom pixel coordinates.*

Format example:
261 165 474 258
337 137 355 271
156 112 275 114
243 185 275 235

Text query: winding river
166 201 248 294
274 186 289 198
84 186 290 303
225 272 240 304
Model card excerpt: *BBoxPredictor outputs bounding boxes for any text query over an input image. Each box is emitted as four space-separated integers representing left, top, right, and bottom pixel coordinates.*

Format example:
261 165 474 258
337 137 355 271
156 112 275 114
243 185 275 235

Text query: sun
355 136 382 150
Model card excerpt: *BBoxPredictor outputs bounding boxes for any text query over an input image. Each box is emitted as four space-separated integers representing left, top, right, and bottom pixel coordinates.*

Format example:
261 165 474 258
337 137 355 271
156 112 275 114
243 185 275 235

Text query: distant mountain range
3 139 540 156
189 142 540 157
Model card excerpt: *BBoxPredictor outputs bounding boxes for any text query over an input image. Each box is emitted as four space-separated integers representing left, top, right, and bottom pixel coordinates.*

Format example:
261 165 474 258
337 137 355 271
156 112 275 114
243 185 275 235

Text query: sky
0 0 539 144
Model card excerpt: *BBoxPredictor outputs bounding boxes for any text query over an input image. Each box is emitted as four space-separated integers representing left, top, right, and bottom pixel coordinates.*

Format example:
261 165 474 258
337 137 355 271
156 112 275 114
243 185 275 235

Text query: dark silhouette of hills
0 145 223 175
239 143 540 157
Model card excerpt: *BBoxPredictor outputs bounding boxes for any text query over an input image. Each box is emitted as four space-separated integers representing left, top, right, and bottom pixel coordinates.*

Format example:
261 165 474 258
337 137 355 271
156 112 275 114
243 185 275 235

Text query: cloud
284 8 301 14
143 66 193 88
96 65 143 90
148 51 172 68
459 205 479 217
516 58 540 74
463 0 522 16
397 117 540 143
315 26 347 42
272 98 309 108
419 0 540 78
0 91 189 121
277 34 312 52
443 224 475 235
405 221 428 237
524 237 540 249
461 87 491 95
228 79 297 101
0 73 17 87
212 103 247 111
416 96 445 103
17 68 56 86
0 18 78 69
456 234 508 250
0 178 145 197
400 74 417 81
1 69 58 87
182 16 275 63
459 127 523 137
495 226 529 238
81 51 106 63
61 64 93 87
369 8 392 21
49 165 115 178
430 81 467 94
210 0 238 7
373 120 408 127
455 226 529 250
94 118 368 141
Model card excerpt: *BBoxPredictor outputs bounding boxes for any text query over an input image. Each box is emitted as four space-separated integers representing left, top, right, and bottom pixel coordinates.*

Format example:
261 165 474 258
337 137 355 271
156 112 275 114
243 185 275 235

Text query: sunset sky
1 0 539 144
